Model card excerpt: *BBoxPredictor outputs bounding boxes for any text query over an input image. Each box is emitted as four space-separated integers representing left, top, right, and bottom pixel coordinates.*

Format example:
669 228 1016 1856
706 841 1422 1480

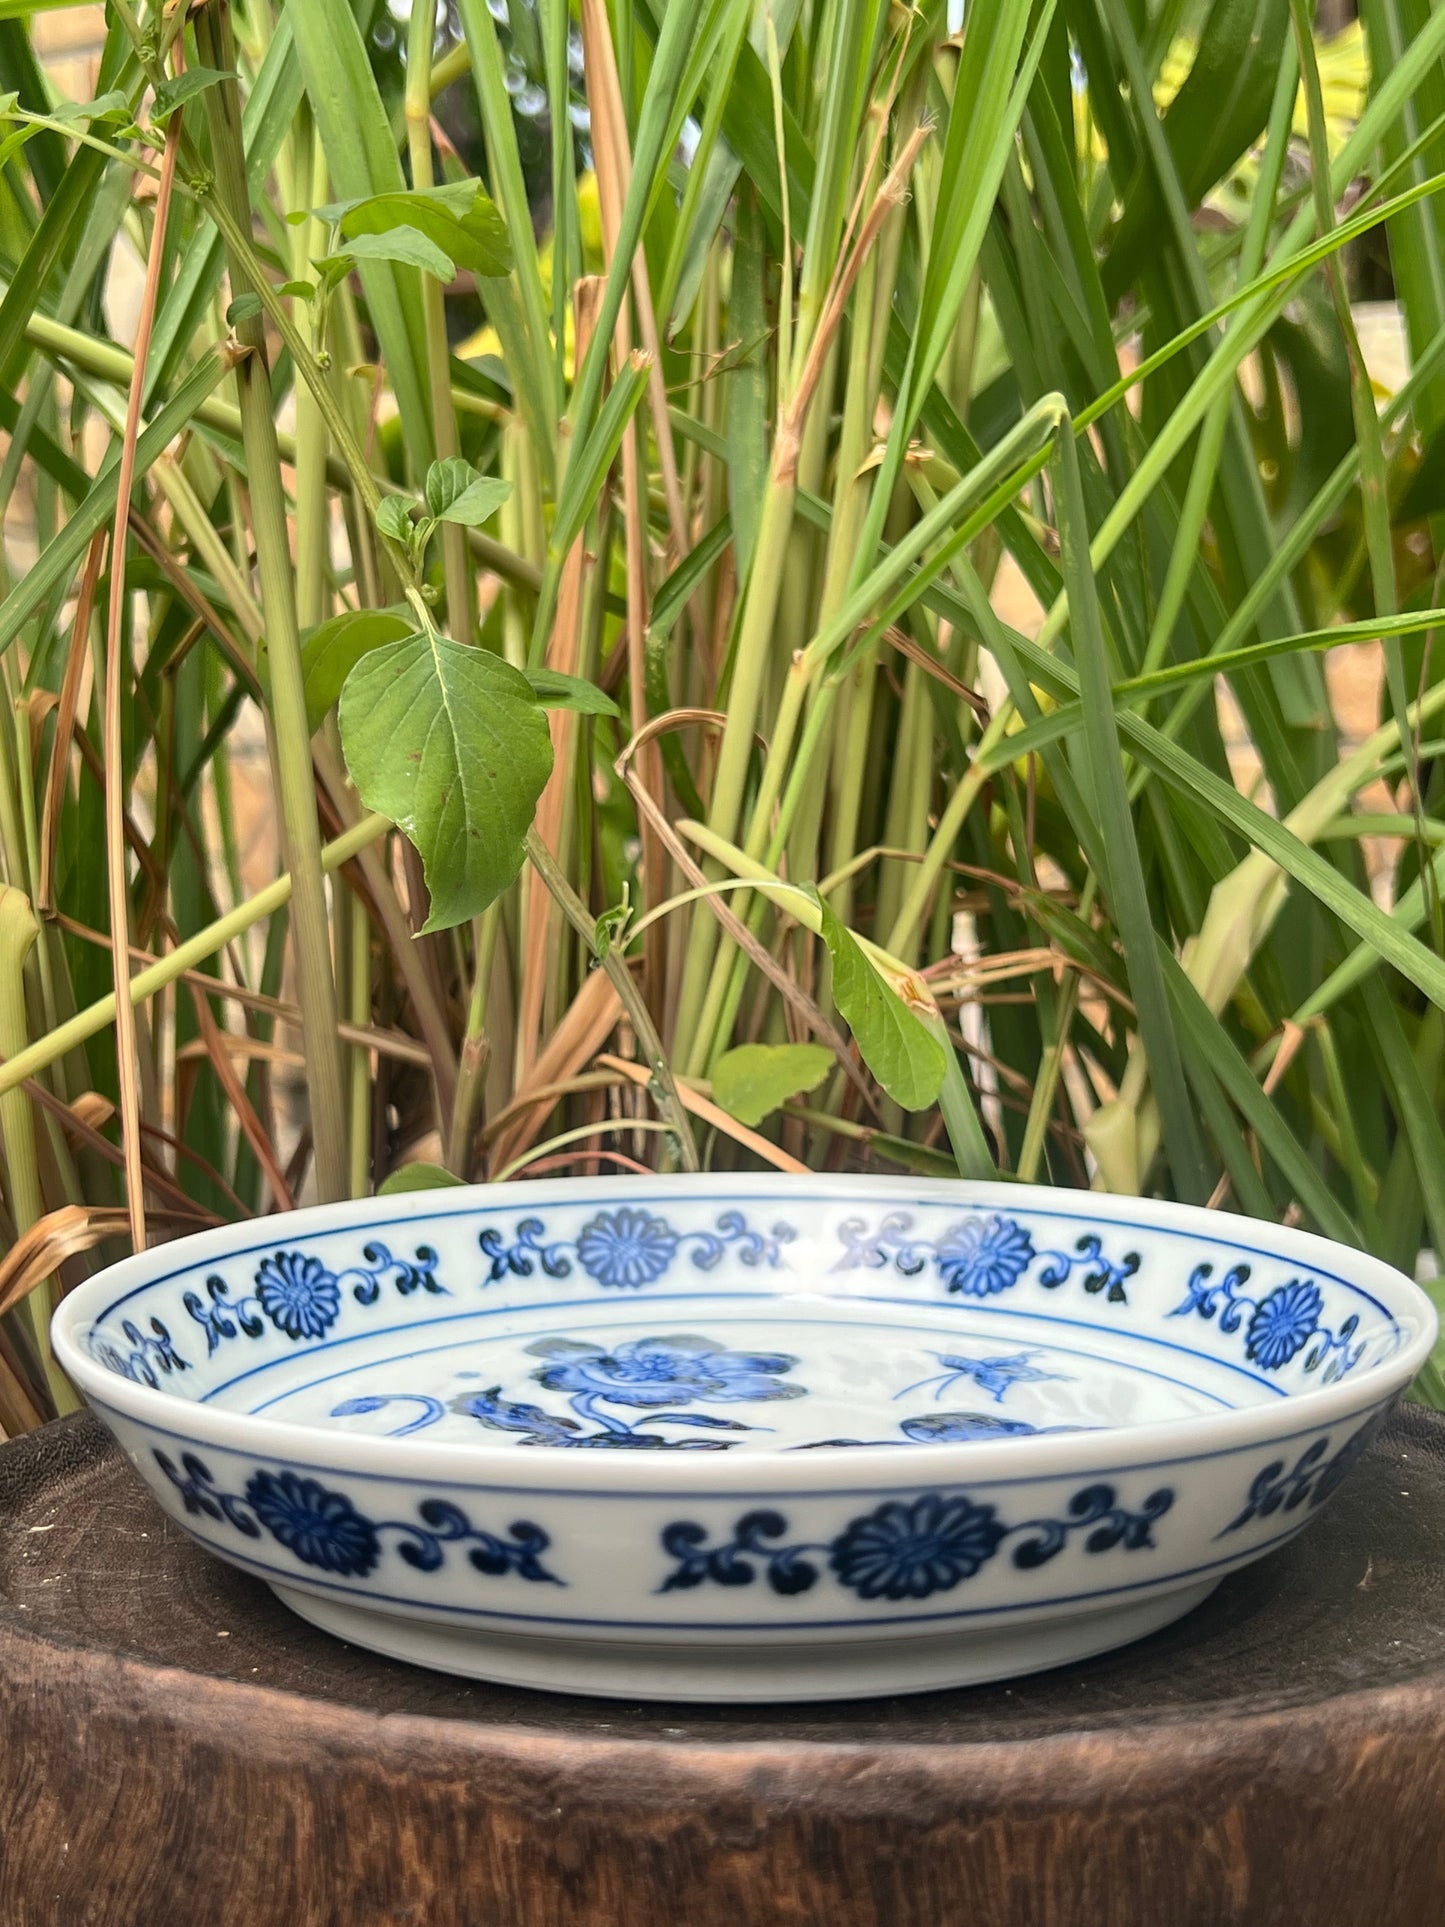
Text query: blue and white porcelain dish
53 1175 1437 1702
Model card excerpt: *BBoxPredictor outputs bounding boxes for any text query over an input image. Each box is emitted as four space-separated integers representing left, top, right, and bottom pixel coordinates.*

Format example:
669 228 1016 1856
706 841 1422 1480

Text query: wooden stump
1 1406 1443 1925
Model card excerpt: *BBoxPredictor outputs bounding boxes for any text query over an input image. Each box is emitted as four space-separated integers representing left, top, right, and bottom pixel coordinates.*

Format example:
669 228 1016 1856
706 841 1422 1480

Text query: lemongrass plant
0 0 1444 1433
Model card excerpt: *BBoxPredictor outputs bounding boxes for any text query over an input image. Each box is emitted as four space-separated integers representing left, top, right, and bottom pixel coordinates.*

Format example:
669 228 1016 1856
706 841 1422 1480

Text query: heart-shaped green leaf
339 631 552 932
425 457 512 527
300 608 411 733
815 895 947 1111
712 1042 833 1126
334 181 511 278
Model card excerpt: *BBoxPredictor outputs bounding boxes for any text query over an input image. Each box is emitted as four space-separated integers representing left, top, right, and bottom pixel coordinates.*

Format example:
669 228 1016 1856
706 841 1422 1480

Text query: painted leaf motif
339 632 553 932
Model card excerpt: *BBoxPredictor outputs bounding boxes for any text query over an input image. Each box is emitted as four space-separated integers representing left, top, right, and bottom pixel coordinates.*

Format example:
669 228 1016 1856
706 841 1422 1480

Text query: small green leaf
374 496 415 544
333 181 511 278
815 895 947 1111
0 124 40 169
425 457 511 527
225 293 263 326
50 91 130 125
712 1042 833 1127
594 891 631 960
330 226 455 280
278 278 315 300
152 67 235 124
526 667 619 717
378 1163 467 1195
312 254 356 298
300 609 411 734
339 631 553 932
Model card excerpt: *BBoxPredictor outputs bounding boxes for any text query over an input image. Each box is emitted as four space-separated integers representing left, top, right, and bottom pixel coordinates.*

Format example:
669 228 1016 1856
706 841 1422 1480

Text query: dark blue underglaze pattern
88 1316 188 1388
659 1482 1175 1600
444 1334 805 1450
332 1335 1092 1449
835 1212 1141 1304
1220 1412 1388 1534
478 1207 795 1286
1170 1263 1363 1382
894 1349 1067 1405
85 1204 1380 1397
183 1241 445 1357
154 1450 562 1583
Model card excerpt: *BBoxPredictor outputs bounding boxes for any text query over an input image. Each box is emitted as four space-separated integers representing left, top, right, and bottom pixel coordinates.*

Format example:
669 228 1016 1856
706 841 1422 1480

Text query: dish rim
52 1173 1439 1493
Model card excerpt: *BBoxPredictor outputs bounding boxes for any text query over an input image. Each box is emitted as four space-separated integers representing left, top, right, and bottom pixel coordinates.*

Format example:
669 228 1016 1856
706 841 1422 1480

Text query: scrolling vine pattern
658 1482 1175 1600
153 1450 562 1584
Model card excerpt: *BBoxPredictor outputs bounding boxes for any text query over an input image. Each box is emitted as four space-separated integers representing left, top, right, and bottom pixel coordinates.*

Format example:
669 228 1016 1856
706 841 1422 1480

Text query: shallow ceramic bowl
53 1176 1436 1702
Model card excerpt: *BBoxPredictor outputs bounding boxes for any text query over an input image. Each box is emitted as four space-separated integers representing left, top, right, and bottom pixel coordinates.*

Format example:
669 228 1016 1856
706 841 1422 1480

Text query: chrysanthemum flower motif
244 1468 379 1576
934 1216 1035 1297
829 1492 1006 1600
254 1250 341 1340
1245 1279 1323 1370
575 1208 680 1288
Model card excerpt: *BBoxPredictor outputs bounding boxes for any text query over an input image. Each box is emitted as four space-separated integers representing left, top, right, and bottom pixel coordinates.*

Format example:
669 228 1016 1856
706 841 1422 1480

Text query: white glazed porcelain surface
52 1176 1437 1700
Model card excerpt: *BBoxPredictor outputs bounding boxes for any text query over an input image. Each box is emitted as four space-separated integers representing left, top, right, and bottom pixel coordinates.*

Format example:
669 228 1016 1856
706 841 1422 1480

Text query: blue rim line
152 1511 1321 1635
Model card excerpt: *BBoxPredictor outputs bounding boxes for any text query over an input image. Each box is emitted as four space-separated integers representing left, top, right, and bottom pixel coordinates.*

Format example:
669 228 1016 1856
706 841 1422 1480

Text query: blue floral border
88 1203 1386 1400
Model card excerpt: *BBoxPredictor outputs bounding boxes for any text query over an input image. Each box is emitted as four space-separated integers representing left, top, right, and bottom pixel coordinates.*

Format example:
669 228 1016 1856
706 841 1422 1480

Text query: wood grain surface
0 1407 1442 1925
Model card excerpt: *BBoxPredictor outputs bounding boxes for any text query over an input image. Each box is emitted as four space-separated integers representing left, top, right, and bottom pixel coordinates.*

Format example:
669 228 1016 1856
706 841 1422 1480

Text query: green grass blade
290 0 435 468
1053 422 1211 1201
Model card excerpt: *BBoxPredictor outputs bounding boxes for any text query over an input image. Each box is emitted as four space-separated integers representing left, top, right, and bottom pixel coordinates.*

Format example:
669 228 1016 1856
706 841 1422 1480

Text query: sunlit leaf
814 897 947 1111
330 180 512 278
339 632 553 931
712 1042 833 1125
378 1163 467 1194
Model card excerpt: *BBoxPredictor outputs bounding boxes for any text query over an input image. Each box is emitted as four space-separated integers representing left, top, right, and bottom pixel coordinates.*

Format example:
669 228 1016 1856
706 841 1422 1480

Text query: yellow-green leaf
712 1041 833 1126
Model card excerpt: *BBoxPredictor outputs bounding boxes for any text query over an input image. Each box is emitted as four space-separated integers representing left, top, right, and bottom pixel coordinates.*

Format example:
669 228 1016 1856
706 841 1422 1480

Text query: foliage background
1 0 1444 1430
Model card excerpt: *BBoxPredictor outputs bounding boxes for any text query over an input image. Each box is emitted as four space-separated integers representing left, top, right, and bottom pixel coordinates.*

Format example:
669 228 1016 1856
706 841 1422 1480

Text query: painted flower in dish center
527 1334 805 1408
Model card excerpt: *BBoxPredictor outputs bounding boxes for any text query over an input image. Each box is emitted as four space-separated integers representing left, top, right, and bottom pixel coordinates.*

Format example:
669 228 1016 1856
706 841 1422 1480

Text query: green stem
407 0 475 644
290 108 331 635
348 887 372 1199
0 887 78 1413
923 1007 997 1181
448 905 500 1177
675 471 798 1070
525 829 700 1173
0 815 389 1101
198 0 347 1201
